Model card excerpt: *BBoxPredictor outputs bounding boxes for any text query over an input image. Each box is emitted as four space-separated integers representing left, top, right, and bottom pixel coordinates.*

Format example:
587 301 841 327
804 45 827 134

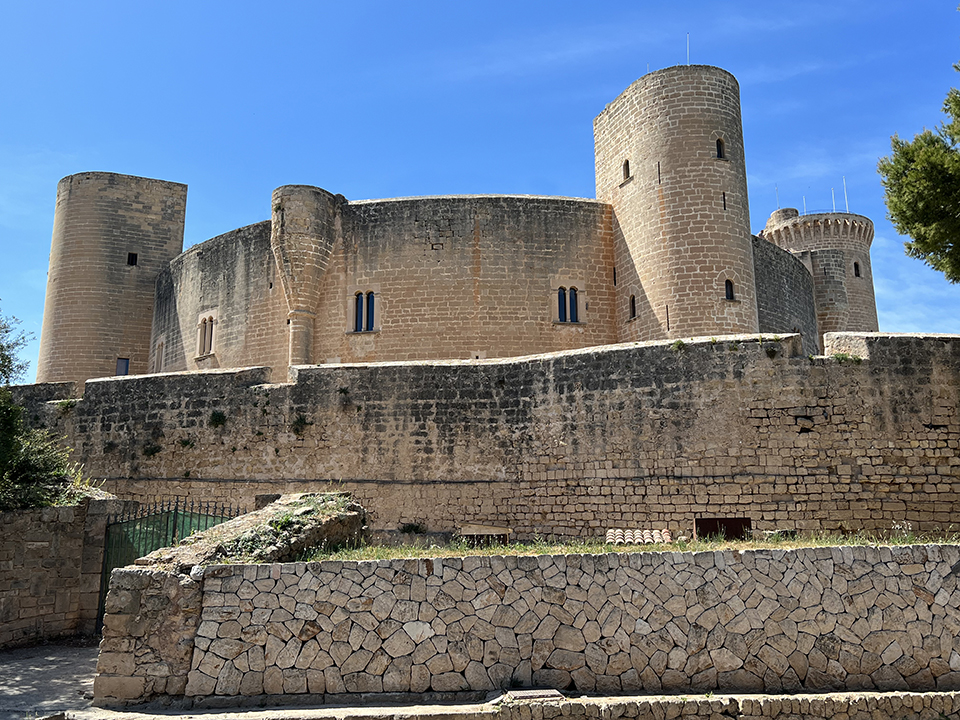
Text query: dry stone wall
13 333 960 538
94 543 960 706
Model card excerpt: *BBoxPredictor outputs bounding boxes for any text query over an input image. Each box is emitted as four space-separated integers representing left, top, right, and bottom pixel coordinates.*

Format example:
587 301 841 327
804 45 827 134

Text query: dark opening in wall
127 252 138 266
722 192 727 210
622 160 630 180
695 517 751 541
725 279 735 300
116 358 130 376
657 162 661 184
854 262 861 277
629 295 636 319
716 138 725 159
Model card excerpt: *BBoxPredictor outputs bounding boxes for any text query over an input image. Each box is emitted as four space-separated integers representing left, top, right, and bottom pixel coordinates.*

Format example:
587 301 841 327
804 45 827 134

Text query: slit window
365 292 375 331
725 279 735 300
126 252 138 266
629 295 636 319
622 160 630 180
116 358 130 376
854 262 861 277
558 287 567 323
722 192 727 210
716 139 725 159
569 287 578 322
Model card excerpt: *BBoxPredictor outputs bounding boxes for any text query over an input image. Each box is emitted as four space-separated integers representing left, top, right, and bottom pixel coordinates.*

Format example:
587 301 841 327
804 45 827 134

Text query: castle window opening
569 287 579 322
716 138 725 159
613 267 617 286
127 252 138 266
558 288 567 323
657 162 661 184
722 192 727 210
725 279 735 300
629 295 636 319
854 262 861 277
115 358 130 376
198 315 216 356
353 292 376 332
622 160 630 181
366 292 375 331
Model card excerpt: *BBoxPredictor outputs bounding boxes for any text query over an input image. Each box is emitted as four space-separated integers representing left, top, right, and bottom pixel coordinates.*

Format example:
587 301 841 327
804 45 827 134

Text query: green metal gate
97 497 246 630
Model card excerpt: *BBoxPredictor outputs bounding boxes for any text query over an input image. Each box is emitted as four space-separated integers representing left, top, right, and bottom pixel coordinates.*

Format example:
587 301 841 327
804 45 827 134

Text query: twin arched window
558 287 579 323
198 315 215 356
354 292 375 332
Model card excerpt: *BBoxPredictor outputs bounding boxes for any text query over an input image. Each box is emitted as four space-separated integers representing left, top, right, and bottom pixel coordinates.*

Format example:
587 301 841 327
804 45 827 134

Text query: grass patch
302 528 960 563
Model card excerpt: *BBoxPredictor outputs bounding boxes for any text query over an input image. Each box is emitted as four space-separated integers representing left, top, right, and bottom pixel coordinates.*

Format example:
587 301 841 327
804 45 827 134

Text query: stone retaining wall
95 543 960 706
14 333 960 540
0 497 132 649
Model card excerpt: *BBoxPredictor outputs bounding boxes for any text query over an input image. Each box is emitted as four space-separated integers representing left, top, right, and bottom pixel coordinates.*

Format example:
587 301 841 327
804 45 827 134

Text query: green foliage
142 442 161 457
0 306 29 385
878 64 960 283
0 388 81 511
209 410 227 428
670 339 686 352
291 413 312 437
832 353 862 365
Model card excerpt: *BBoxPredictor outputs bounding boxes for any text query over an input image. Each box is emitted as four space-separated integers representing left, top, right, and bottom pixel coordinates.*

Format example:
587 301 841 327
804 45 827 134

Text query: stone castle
36 65 877 387
18 65 955 540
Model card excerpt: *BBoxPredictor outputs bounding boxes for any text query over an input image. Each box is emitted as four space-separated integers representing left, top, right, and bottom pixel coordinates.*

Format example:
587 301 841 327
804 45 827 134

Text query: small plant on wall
210 410 227 428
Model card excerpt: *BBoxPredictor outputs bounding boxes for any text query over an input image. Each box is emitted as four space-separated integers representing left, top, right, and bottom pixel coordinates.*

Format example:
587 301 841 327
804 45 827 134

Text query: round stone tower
761 208 878 345
37 172 187 387
270 185 342 366
595 65 758 340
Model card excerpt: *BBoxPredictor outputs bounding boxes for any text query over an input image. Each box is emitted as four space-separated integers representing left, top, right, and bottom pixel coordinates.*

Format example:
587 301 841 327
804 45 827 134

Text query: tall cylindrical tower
761 209 878 345
270 185 342 366
36 172 187 386
595 65 758 340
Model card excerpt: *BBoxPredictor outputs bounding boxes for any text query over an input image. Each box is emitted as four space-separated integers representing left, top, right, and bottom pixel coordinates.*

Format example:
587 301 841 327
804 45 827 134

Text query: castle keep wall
317 195 617 363
17 333 959 538
37 172 187 386
751 236 819 355
95 543 960 704
151 221 288 375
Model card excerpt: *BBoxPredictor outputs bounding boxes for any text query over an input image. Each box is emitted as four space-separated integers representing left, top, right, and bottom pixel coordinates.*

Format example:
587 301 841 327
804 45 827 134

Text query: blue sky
2 1 959 379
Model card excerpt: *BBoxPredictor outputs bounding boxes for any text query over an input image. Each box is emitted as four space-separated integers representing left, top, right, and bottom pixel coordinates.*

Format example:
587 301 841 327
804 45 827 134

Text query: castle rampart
15 333 959 538
37 172 186 385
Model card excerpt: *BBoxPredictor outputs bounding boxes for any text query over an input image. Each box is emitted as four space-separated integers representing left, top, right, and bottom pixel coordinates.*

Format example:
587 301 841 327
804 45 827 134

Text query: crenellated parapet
761 208 878 345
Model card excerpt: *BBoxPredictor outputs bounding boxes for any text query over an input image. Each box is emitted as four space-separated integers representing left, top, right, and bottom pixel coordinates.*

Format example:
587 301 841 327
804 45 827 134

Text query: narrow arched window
558 287 567 323
725 279 735 301
716 139 725 159
629 295 636 319
365 292 375 331
204 316 215 354
354 293 364 332
854 262 861 278
569 287 579 323
622 160 630 180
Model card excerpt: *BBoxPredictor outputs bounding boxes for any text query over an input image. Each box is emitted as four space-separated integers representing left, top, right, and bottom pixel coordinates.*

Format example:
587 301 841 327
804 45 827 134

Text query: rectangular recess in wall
695 517 752 541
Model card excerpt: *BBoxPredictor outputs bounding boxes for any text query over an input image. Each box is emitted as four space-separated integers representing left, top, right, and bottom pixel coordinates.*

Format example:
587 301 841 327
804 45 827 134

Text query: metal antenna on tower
843 176 849 212
687 33 690 65
832 188 836 212
803 196 807 215
775 184 780 209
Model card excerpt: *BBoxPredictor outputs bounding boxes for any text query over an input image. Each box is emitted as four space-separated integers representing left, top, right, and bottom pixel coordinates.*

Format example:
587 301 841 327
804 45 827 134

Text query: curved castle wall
595 65 757 341
37 172 186 385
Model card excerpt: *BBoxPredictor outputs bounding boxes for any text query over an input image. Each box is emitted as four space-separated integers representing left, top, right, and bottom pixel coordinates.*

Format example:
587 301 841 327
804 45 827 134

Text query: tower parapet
762 209 878 345
36 172 186 387
594 65 758 340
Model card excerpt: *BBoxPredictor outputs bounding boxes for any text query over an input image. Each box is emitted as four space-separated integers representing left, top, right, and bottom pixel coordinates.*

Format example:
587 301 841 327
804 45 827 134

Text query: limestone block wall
151 221 288 375
12 333 960 538
0 497 132 649
37 172 187 386
751 236 819 356
94 543 960 706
